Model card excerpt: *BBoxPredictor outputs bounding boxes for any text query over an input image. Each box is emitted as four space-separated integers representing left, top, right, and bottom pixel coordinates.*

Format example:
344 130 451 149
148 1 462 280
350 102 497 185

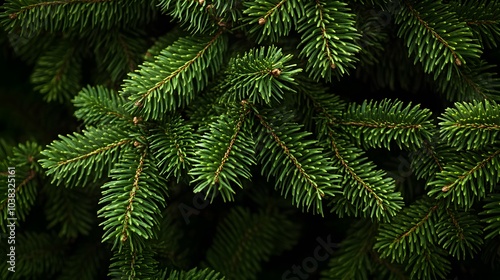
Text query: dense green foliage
1 0 500 279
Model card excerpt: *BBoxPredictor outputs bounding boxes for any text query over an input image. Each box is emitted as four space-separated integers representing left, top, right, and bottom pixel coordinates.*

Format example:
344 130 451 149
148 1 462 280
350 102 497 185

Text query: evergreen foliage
1 0 500 279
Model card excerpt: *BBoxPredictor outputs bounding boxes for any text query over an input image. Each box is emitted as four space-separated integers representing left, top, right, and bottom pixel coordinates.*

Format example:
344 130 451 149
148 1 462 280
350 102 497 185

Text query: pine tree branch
2 0 158 35
39 126 133 186
214 105 249 185
394 203 439 243
9 0 112 19
142 30 223 102
31 40 82 102
315 0 336 70
329 132 384 207
57 139 130 167
337 99 434 150
243 0 301 42
439 100 500 149
120 150 146 243
124 32 227 120
396 0 482 80
254 107 341 215
260 0 288 22
190 104 255 202
99 148 167 252
73 86 130 125
149 115 194 181
221 46 301 105
297 0 360 80
440 149 500 193
375 199 441 263
403 0 462 66
256 113 322 196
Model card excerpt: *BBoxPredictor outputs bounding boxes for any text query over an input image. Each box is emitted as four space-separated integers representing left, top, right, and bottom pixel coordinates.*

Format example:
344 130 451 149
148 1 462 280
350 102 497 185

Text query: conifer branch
423 140 444 173
459 69 490 100
73 86 130 125
149 115 195 180
221 46 301 105
214 104 250 184
39 126 133 186
337 121 422 129
297 0 360 80
56 139 131 167
256 113 322 196
403 0 461 66
329 132 384 207
141 30 223 101
0 169 35 211
190 105 256 202
315 0 336 70
117 32 137 73
124 32 227 120
261 0 288 21
440 148 500 193
394 204 439 243
253 108 341 215
243 0 301 42
338 99 434 150
120 150 146 243
9 0 112 19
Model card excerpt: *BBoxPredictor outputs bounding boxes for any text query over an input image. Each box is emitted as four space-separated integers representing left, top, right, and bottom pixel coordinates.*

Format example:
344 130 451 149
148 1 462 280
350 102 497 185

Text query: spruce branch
428 147 500 209
254 108 341 215
30 39 82 102
98 148 168 252
143 27 183 62
159 0 235 34
124 32 228 120
93 28 149 83
149 115 195 182
43 185 96 239
165 267 225 280
410 139 454 182
297 0 361 81
108 246 158 279
39 126 132 186
189 104 256 202
375 198 440 262
1 0 158 35
406 245 451 280
396 0 482 80
287 75 346 132
159 0 224 34
327 133 404 221
434 60 500 101
481 194 500 239
337 99 435 150
221 46 301 105
243 0 302 43
0 142 41 229
436 208 483 260
322 220 407 280
73 85 130 126
453 0 500 48
438 100 500 150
